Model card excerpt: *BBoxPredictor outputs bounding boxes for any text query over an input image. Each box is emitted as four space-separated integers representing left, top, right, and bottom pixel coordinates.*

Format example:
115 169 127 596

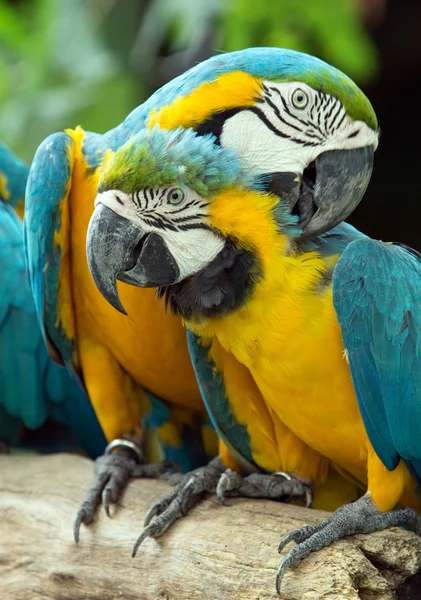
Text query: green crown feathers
98 126 253 198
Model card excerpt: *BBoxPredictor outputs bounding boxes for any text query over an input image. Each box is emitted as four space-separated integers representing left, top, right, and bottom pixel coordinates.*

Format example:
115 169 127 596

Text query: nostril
115 194 124 206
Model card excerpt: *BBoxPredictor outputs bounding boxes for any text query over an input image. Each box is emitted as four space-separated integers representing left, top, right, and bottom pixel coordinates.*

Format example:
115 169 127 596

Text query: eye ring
291 89 309 109
167 187 185 206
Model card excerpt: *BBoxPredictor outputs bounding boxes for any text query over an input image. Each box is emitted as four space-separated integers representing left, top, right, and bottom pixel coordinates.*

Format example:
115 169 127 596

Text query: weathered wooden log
1 454 421 599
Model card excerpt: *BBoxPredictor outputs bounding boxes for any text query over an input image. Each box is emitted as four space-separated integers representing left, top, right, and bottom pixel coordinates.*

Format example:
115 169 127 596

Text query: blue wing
145 392 211 472
0 141 29 209
301 221 368 256
23 132 107 457
24 131 75 363
186 329 261 473
332 238 421 479
0 200 49 432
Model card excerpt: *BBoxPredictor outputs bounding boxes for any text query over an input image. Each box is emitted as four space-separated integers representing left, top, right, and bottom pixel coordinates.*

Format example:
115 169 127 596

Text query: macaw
23 97 224 542
0 143 107 456
0 142 199 464
83 45 415 585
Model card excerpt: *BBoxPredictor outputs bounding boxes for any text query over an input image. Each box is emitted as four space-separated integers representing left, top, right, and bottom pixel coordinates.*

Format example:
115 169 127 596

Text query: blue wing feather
23 133 107 457
186 329 261 472
145 392 210 472
0 201 48 430
0 196 106 456
333 239 421 478
24 131 75 363
300 221 368 256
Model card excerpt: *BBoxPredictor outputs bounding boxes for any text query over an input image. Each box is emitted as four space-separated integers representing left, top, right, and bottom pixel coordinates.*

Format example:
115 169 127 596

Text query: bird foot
132 456 225 556
74 437 179 543
216 469 312 507
276 493 421 594
132 460 312 557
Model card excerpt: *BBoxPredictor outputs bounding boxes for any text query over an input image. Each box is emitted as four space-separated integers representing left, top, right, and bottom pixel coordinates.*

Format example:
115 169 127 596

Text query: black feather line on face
156 239 262 320
194 107 246 143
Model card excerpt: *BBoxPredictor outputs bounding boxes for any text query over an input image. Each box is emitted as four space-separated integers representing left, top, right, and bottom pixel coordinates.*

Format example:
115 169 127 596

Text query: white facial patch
95 185 224 281
220 81 379 176
161 228 224 281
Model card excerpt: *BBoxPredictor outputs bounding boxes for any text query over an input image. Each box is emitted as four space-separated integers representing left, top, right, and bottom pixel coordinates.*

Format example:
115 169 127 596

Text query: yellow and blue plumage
84 47 421 590
0 142 107 456
23 112 220 539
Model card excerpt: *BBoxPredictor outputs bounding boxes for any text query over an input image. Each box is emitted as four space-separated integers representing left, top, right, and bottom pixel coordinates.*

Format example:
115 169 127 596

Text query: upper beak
86 203 179 314
271 147 374 238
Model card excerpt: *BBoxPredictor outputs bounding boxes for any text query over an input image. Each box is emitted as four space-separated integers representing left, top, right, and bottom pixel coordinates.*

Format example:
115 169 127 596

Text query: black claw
73 510 86 544
275 558 290 594
143 487 179 526
143 499 167 526
132 527 150 557
278 530 298 553
143 502 160 527
102 488 112 517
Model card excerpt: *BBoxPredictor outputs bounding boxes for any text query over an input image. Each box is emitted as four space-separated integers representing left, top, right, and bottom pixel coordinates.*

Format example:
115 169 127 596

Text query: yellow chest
192 275 370 482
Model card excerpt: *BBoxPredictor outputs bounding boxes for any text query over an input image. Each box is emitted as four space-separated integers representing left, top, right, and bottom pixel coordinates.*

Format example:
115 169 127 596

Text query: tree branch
1 454 421 599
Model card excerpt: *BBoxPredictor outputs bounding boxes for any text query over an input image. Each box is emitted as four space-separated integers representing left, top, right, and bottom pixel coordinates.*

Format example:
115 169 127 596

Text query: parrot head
86 49 378 316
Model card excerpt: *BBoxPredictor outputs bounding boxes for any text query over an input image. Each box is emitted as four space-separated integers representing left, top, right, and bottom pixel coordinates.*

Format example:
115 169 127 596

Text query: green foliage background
0 0 378 163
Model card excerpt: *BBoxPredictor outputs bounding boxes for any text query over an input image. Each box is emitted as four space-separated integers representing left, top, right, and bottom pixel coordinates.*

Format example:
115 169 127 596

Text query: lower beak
271 147 374 238
86 203 179 314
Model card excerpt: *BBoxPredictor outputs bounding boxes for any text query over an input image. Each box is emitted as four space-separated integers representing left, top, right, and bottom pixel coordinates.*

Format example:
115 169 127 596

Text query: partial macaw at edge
0 146 107 457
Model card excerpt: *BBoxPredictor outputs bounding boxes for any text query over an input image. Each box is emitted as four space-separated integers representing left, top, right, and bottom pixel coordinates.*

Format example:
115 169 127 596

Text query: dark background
351 0 421 248
1 0 419 247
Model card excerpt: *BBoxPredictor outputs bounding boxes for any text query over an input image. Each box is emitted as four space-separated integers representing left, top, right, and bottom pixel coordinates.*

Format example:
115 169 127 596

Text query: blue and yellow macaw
84 47 421 590
23 100 220 539
0 141 207 465
0 142 106 456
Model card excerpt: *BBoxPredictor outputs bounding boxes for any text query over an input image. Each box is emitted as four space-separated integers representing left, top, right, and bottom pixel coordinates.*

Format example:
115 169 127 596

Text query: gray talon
143 489 178 527
133 457 225 554
132 527 151 557
275 493 421 594
74 437 180 543
102 487 112 517
133 460 312 557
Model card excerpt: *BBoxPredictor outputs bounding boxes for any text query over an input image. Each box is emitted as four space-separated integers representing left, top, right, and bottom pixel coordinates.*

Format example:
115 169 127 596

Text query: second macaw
1 142 205 469
23 102 221 540
85 46 421 592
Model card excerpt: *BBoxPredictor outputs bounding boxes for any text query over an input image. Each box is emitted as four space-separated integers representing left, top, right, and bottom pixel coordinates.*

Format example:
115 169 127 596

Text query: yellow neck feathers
190 188 327 345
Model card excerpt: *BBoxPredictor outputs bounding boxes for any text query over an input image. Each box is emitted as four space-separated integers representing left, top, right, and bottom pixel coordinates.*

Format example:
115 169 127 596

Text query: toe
73 507 92 543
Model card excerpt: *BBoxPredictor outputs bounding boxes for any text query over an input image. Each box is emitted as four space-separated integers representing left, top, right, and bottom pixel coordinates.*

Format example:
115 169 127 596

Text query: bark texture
1 454 421 600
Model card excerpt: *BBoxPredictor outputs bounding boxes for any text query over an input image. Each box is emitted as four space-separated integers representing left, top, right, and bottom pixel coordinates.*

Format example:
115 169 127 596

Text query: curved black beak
86 203 179 314
269 147 374 238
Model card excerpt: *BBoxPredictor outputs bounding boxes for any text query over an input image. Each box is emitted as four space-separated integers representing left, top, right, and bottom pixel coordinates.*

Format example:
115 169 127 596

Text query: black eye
167 187 185 205
291 89 309 109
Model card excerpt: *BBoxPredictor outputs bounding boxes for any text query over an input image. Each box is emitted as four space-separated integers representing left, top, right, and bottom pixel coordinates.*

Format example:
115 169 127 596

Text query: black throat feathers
157 239 261 320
